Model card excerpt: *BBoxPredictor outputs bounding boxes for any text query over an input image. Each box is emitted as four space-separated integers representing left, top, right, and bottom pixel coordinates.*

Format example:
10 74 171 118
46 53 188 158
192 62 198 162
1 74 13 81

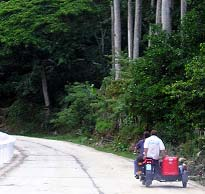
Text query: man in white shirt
144 130 165 159
143 130 166 177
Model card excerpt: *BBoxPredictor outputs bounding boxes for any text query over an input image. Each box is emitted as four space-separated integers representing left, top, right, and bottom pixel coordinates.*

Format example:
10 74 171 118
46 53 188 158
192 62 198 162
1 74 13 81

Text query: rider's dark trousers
152 159 160 177
134 154 143 175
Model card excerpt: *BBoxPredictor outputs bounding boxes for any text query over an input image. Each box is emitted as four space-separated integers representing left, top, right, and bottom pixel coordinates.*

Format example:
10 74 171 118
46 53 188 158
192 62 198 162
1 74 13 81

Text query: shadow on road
142 184 189 190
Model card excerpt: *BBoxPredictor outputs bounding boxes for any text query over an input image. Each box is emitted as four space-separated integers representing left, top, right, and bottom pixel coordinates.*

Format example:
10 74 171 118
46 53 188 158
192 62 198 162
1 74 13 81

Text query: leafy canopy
0 0 94 47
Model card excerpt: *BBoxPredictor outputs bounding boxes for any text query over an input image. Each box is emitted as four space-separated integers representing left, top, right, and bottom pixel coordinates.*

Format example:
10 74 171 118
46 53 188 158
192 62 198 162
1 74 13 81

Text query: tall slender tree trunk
113 0 121 80
181 0 187 21
111 2 115 70
101 29 106 55
128 0 133 59
133 0 142 59
180 0 187 44
162 0 172 33
41 64 50 128
156 0 162 24
95 28 106 55
41 65 50 110
148 0 155 47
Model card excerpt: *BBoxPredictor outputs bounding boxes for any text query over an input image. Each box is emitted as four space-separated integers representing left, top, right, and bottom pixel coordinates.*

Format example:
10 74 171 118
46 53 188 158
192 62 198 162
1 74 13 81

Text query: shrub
51 82 96 135
7 99 44 134
197 136 205 150
95 119 113 135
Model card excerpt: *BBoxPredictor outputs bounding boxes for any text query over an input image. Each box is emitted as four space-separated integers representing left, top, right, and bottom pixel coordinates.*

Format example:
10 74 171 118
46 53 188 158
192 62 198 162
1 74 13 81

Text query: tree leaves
0 0 95 46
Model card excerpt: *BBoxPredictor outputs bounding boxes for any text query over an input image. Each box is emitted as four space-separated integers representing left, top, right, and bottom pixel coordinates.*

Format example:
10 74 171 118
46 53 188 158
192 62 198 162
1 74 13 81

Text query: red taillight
144 159 153 164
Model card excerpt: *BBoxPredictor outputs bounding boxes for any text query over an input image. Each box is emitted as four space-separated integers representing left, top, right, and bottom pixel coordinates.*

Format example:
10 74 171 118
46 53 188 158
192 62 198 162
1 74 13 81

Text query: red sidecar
138 156 188 188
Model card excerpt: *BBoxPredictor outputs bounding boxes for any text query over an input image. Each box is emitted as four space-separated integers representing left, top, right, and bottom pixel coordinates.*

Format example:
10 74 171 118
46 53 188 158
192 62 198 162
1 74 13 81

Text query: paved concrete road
0 136 204 194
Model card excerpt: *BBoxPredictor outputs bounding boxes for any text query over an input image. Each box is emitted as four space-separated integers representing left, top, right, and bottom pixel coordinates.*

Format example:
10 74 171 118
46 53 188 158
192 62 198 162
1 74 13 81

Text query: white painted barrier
0 132 15 166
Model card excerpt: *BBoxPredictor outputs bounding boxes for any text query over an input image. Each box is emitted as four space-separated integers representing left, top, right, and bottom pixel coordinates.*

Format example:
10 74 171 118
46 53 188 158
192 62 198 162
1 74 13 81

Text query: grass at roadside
26 133 136 160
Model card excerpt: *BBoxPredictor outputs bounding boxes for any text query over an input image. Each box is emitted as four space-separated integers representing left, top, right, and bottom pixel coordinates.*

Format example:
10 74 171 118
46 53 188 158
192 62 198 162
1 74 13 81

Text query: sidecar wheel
182 182 187 188
145 180 152 187
181 170 188 188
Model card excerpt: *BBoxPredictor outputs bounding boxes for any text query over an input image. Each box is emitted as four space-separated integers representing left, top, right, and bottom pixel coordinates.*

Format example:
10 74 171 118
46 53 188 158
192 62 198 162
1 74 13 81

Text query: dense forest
0 0 205 156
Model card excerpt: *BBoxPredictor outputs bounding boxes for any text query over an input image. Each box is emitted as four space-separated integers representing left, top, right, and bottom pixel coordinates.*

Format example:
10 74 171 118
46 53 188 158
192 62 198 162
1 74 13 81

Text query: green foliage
197 136 205 150
7 99 44 133
165 43 205 137
113 141 128 152
115 6 205 144
51 82 96 134
1 0 205 156
94 71 148 141
91 3 205 146
0 0 110 105
95 119 112 134
94 77 133 136
91 19 205 144
0 0 94 46
122 30 186 139
176 135 205 158
181 1 205 55
178 139 199 158
118 124 144 144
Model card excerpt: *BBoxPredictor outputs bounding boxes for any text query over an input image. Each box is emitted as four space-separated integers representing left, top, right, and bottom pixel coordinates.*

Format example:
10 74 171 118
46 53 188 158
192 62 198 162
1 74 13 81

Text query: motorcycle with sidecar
138 156 188 188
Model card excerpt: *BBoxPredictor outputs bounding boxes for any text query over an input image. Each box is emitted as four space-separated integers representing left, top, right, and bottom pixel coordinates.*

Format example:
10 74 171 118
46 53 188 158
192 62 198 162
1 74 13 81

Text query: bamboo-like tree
128 0 134 59
181 0 187 21
162 0 172 33
148 0 155 47
133 0 142 59
156 0 162 24
41 65 50 110
111 2 115 69
113 0 121 80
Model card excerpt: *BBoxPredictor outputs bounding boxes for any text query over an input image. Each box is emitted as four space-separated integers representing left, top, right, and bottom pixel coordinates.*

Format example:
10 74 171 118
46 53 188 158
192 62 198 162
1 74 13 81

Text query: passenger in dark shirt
134 131 150 178
135 139 144 155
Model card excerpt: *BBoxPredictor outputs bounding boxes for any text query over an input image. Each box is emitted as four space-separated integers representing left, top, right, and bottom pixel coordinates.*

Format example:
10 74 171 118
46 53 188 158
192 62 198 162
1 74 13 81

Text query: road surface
0 136 204 194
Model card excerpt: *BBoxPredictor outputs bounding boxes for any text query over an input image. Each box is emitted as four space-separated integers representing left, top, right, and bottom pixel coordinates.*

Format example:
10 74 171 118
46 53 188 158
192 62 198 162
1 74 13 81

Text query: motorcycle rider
143 130 166 178
134 131 150 178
